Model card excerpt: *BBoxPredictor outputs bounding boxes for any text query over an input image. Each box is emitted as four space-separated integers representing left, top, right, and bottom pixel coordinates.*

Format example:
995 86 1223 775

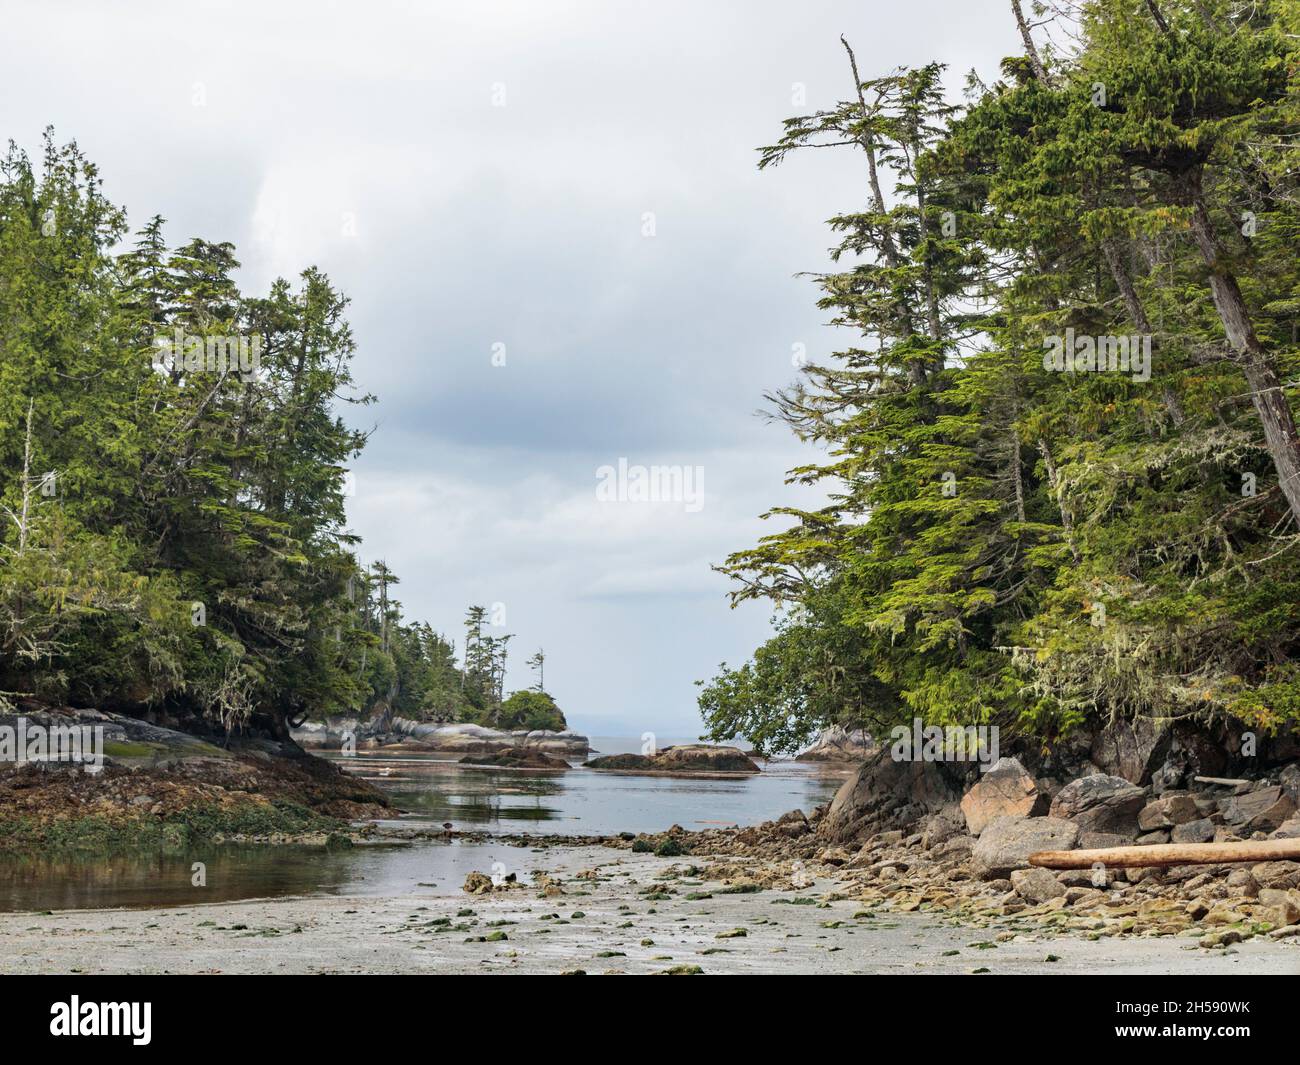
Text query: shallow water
335 744 845 836
0 744 847 911
0 840 569 912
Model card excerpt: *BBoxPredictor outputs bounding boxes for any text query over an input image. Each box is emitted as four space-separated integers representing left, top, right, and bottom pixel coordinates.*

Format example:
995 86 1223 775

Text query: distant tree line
0 132 563 738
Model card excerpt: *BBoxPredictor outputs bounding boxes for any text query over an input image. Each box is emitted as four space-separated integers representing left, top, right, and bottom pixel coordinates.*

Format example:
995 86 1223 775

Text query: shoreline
4 738 1298 973
2 845 1297 974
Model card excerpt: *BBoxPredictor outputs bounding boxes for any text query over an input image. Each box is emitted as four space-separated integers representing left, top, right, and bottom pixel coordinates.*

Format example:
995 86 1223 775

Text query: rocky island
292 715 590 760
585 744 760 775
795 727 876 763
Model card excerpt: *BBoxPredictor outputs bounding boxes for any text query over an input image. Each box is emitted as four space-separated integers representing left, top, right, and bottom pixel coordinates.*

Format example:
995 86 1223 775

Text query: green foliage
0 132 549 739
702 1 1300 753
0 131 382 733
495 689 567 732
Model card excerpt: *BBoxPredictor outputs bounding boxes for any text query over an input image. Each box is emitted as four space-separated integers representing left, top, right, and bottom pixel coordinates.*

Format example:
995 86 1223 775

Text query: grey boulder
971 816 1079 880
1049 774 1146 836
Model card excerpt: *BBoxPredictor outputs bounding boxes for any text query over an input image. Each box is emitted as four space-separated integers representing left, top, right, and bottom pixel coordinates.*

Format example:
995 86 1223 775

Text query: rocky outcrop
0 702 229 767
795 727 876 763
820 747 968 844
668 806 1300 949
391 719 589 757
944 745 1300 880
959 757 1048 834
0 702 389 852
815 713 1300 878
292 716 590 758
1148 726 1231 792
1085 717 1300 792
586 745 759 774
1090 717 1171 786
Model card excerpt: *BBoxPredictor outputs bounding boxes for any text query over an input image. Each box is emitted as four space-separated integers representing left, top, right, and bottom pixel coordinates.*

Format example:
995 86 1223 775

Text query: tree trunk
841 35 925 385
1185 168 1300 526
1011 430 1026 523
1100 236 1184 425
1011 0 1049 83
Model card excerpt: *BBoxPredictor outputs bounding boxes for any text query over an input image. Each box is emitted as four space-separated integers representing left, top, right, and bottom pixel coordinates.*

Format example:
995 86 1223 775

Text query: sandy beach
4 846 1298 975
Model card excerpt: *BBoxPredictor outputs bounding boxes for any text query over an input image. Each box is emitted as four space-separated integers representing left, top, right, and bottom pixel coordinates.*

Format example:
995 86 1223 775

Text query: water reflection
0 839 581 912
0 747 850 912
328 750 846 836
0 844 357 912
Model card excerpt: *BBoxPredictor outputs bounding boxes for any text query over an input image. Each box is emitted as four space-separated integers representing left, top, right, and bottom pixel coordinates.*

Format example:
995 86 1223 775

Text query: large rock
1272 817 1300 840
1281 763 1300 806
971 816 1079 880
1011 866 1067 904
291 719 333 749
921 809 966 850
651 743 760 774
795 727 876 763
0 702 229 767
1220 785 1297 833
1090 718 1170 785
1149 725 1231 793
1256 888 1300 927
1252 861 1300 891
291 716 591 758
292 717 363 749
821 747 967 845
959 757 1047 835
1171 817 1216 844
1049 774 1146 835
1138 792 1200 830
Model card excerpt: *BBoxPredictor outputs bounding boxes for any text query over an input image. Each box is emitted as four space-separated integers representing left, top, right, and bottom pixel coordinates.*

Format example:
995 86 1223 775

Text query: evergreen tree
702 0 1300 753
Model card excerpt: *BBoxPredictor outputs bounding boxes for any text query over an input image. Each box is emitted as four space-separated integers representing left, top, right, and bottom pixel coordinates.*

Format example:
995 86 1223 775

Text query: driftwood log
1029 838 1300 870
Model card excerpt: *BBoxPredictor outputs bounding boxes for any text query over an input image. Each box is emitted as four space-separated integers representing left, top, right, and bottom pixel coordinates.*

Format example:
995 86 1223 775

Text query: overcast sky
7 1 1019 738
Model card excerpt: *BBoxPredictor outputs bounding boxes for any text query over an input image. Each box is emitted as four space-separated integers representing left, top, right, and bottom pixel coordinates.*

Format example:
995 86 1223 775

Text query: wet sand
2 847 1298 974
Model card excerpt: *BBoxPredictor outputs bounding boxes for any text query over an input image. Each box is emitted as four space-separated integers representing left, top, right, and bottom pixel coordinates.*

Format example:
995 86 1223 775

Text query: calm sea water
0 742 849 911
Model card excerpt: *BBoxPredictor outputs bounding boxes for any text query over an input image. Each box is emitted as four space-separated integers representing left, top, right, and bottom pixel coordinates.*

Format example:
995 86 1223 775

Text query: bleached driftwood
1029 837 1300 869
